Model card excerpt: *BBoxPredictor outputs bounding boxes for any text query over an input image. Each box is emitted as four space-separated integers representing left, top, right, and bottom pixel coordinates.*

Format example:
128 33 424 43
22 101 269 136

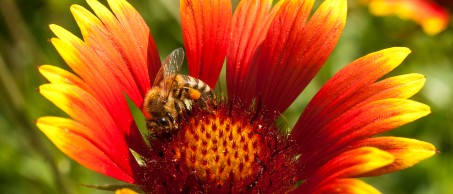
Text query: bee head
143 89 165 117
144 88 178 138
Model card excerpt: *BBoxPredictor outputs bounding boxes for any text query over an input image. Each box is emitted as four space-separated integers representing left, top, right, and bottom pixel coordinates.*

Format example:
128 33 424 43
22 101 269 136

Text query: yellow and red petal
39 83 143 181
307 73 426 129
49 25 148 156
36 116 138 183
49 26 123 104
296 147 393 192
353 137 436 177
291 47 412 145
107 0 162 77
92 0 160 96
297 99 429 177
180 0 232 88
357 73 426 106
38 65 89 91
242 0 346 113
71 0 160 106
226 0 280 98
365 0 450 35
70 3 142 106
39 83 126 149
322 99 429 150
313 178 381 194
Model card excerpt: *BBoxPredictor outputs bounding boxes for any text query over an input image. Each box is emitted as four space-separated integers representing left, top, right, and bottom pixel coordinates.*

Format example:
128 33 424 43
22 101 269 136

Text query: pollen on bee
188 88 202 100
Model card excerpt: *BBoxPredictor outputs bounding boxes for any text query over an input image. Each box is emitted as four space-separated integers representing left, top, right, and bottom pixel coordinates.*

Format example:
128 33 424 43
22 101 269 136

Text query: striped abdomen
173 75 215 102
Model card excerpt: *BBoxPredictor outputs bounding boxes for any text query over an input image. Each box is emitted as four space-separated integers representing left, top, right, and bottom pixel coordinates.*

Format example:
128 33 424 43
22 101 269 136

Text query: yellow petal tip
115 188 139 194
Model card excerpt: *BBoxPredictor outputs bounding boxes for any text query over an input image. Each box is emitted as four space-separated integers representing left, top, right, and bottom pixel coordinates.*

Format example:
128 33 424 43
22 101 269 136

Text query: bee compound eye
156 117 170 126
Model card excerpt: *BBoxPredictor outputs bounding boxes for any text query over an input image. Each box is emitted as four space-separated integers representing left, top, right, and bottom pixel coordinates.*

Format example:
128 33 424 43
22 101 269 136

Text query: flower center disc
144 102 297 193
181 113 261 184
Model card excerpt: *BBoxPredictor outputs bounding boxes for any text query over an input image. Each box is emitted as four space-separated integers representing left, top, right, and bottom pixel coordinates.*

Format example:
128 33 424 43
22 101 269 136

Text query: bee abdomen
179 75 214 96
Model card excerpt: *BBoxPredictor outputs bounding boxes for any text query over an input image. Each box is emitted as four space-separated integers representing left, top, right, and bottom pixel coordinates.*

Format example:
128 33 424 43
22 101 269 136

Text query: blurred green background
0 0 452 193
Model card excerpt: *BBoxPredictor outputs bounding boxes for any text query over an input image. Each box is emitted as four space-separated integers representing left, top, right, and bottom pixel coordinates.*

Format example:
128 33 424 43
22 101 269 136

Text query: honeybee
143 48 216 136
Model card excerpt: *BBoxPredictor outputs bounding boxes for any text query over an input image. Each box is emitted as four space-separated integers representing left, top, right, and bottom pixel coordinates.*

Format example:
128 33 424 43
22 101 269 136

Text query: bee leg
196 97 217 114
184 87 216 113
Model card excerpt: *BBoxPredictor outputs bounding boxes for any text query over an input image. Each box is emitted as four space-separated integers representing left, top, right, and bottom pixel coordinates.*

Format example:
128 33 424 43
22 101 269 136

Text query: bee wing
161 48 185 98
152 65 165 87
163 48 185 79
152 48 185 88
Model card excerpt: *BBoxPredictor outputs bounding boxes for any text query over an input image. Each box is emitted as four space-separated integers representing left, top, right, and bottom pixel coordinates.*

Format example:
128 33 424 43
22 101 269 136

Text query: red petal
242 0 346 112
107 0 161 87
226 0 279 98
180 0 232 88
